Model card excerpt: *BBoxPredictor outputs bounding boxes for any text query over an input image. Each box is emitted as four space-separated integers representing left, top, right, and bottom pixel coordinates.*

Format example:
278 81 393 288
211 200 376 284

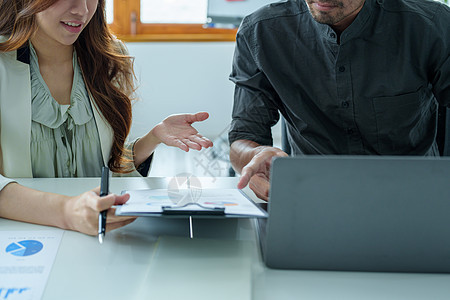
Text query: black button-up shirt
229 0 450 155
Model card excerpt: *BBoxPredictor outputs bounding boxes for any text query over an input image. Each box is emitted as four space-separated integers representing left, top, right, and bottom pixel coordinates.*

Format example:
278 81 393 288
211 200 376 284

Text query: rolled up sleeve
430 7 450 107
228 26 281 146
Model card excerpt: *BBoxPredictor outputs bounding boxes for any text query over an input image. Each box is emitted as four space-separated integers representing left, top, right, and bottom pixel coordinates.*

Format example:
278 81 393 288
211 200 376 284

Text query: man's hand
248 173 271 201
237 146 288 201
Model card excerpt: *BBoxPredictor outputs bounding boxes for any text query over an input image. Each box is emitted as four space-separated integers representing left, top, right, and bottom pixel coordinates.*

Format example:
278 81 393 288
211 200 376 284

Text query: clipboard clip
162 203 225 215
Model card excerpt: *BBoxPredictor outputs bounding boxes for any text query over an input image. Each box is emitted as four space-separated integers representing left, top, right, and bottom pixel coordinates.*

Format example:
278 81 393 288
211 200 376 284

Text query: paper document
116 188 267 218
0 230 63 300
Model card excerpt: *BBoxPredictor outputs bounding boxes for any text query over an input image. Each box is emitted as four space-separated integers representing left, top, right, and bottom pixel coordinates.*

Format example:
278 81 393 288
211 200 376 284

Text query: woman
0 0 213 235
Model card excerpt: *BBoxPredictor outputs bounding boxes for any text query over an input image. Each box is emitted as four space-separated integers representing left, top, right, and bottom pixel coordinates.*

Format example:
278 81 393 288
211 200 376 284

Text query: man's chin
311 14 336 25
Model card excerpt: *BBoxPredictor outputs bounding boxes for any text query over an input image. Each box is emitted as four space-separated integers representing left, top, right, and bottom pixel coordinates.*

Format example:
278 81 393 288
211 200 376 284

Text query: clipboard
115 188 268 219
161 203 226 216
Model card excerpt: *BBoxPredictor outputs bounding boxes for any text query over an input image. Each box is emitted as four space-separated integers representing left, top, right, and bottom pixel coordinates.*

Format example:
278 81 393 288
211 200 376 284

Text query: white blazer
0 47 115 178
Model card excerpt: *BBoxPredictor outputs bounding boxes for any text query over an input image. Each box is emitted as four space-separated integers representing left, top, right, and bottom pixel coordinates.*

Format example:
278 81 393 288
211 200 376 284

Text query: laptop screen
261 156 450 273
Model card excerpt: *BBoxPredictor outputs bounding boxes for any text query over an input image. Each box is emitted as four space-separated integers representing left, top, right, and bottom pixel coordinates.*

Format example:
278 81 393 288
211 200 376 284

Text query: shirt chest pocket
372 89 436 154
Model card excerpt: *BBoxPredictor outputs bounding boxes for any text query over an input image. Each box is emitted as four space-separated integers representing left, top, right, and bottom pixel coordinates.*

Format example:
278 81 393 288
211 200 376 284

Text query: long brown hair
0 0 135 173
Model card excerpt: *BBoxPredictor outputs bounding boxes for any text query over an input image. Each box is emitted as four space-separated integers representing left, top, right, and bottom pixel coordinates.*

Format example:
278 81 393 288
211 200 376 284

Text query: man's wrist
252 145 279 157
252 145 267 157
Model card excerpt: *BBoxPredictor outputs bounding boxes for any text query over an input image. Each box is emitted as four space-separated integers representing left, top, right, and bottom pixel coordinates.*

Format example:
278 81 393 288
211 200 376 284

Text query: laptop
256 155 450 272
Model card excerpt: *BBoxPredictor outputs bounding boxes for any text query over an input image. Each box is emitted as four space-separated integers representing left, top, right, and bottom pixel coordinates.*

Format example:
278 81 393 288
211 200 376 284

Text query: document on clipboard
115 188 268 218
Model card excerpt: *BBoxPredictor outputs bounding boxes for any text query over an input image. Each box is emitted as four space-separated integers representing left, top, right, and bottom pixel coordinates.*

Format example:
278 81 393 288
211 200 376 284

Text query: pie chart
6 240 43 257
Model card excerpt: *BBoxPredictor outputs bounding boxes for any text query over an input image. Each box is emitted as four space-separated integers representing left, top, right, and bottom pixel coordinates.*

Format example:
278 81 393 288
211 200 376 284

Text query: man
228 0 450 200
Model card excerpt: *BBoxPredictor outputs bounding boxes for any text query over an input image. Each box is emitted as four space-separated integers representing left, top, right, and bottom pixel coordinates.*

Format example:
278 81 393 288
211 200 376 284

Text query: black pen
98 166 110 244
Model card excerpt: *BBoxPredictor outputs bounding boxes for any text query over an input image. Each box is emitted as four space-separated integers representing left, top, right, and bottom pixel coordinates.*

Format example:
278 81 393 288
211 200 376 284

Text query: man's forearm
230 139 264 174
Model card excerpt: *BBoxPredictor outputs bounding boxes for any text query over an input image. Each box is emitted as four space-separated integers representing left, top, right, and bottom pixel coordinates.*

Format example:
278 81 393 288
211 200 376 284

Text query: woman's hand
64 187 136 236
151 112 213 152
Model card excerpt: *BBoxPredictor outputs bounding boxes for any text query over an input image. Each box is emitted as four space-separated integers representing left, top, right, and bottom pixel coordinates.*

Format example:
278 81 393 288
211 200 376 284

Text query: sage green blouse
29 43 104 177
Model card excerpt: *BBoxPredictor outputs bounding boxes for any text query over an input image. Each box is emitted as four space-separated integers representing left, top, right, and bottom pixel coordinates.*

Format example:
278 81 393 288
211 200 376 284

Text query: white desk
1 177 450 300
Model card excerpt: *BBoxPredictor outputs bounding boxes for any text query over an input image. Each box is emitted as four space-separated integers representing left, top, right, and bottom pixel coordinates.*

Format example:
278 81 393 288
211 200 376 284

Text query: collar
313 0 376 44
16 43 31 65
340 0 375 44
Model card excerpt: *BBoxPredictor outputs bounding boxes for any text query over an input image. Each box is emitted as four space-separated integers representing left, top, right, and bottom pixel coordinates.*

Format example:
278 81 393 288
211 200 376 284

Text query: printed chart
6 240 44 257
117 188 267 217
0 231 63 300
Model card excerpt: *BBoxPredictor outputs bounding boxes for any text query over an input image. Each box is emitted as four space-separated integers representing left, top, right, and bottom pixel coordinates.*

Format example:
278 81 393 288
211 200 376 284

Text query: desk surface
1 177 450 300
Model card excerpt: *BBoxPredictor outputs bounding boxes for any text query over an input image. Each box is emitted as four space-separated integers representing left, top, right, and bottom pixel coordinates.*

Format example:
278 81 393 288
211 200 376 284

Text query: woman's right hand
64 187 136 236
150 112 213 152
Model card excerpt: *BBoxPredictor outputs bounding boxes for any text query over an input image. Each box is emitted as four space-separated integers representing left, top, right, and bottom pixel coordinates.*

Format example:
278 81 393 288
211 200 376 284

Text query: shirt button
341 101 349 108
330 33 336 38
339 66 346 72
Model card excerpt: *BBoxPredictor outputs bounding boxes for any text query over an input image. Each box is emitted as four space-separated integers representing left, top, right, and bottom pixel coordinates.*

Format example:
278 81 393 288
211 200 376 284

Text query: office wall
126 42 235 141
126 42 281 142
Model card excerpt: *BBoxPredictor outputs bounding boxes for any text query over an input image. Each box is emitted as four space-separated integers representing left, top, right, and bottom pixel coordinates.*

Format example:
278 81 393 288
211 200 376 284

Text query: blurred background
104 0 449 177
